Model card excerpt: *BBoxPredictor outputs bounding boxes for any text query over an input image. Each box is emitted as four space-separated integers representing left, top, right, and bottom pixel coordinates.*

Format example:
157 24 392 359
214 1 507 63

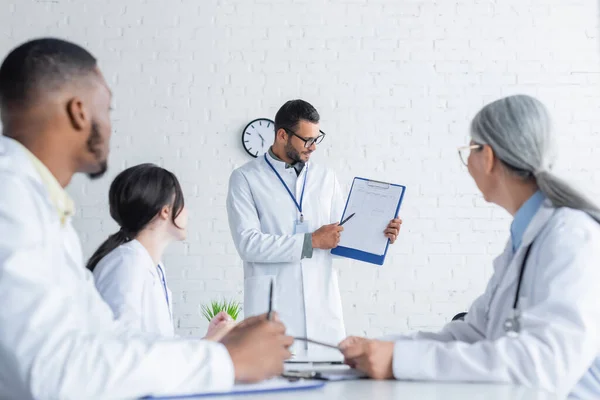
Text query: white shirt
388 201 600 399
0 136 234 400
226 152 346 358
93 240 175 337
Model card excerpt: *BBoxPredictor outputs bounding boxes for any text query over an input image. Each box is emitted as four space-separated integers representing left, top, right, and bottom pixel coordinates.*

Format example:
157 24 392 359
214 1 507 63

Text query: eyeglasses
457 144 483 166
283 128 326 148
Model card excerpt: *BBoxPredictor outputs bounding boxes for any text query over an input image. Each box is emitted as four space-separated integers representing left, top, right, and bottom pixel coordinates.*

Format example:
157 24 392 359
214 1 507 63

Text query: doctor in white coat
339 95 600 399
0 38 292 400
227 100 402 357
88 163 233 340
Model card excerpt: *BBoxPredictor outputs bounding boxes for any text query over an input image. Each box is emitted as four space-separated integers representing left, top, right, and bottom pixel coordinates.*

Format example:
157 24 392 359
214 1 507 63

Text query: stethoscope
502 242 534 337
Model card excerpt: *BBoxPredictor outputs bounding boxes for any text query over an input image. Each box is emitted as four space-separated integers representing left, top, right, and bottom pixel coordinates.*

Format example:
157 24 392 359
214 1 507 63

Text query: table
194 380 557 400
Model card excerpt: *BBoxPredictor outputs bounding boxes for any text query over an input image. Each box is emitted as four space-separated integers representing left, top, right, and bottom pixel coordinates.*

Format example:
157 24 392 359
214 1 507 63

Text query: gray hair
470 94 600 223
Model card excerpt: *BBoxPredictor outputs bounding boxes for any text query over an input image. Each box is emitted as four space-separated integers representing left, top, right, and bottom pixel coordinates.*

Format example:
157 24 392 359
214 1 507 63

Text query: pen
267 278 273 320
339 213 356 226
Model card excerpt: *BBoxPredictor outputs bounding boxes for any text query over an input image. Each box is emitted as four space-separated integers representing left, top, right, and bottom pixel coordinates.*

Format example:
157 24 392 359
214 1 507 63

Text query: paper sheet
146 377 324 398
227 378 324 393
338 179 405 256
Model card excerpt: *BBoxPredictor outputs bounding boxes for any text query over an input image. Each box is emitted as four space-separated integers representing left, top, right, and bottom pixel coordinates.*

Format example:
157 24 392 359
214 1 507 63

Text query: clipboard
283 363 368 381
282 367 367 381
331 177 406 265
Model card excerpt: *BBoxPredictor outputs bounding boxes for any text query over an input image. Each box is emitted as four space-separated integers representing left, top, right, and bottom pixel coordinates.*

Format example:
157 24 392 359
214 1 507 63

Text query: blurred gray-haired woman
339 94 600 399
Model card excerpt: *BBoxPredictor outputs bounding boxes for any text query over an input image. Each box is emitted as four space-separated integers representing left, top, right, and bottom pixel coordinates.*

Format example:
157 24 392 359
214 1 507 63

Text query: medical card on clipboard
331 177 406 265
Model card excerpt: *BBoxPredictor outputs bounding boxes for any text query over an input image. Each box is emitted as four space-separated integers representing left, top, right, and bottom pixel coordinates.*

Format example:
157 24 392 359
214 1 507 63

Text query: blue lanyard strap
156 264 171 319
264 154 308 216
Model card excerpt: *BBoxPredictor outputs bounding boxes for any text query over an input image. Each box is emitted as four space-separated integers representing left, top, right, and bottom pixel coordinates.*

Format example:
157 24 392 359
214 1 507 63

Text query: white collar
0 136 57 215
265 150 309 178
125 239 163 278
493 199 555 275
0 136 47 193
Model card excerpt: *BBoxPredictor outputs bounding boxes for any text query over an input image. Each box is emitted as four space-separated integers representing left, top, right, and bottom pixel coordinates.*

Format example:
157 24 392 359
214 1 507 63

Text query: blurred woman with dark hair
88 163 232 340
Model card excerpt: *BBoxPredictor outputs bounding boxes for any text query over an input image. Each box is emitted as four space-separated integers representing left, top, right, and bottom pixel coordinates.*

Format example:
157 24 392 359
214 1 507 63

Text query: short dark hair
274 99 320 134
0 38 97 108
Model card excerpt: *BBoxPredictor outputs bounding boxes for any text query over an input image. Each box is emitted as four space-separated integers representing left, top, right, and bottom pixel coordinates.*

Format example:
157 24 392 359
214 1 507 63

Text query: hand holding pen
220 279 293 383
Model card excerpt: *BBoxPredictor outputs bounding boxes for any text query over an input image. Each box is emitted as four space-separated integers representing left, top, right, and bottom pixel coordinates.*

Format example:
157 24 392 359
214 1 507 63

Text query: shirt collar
127 239 162 277
268 147 305 175
13 140 75 225
510 190 545 253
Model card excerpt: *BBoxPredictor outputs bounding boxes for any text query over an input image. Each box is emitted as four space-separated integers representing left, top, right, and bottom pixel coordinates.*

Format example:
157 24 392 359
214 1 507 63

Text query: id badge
294 219 310 234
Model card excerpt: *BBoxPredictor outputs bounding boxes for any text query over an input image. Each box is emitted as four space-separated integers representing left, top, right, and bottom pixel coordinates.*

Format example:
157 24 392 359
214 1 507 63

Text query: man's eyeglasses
283 128 326 148
457 144 483 166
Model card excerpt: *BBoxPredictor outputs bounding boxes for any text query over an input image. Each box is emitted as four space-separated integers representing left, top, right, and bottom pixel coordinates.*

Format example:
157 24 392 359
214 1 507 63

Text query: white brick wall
2 0 599 338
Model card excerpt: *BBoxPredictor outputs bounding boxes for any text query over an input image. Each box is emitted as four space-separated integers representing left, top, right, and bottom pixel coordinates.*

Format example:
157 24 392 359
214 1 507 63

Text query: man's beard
86 121 108 179
284 139 303 164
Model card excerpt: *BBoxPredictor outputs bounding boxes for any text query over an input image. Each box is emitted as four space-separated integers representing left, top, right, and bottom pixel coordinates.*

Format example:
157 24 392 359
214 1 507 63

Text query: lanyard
156 264 171 320
264 154 309 221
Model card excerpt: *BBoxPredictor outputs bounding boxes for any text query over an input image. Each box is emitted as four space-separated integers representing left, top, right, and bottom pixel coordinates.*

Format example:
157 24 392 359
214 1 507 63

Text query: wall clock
242 118 275 158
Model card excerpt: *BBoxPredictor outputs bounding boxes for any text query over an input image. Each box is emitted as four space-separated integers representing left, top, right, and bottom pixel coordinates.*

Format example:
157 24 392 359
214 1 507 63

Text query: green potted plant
201 299 242 322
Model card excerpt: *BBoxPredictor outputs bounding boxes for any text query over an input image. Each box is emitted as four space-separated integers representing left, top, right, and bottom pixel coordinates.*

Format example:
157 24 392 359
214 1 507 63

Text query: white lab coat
226 152 346 358
93 240 175 337
0 136 234 400
389 201 600 399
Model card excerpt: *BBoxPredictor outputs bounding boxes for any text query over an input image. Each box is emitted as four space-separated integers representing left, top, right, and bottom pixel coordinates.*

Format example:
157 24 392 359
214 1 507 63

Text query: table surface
181 380 557 400
151 364 558 400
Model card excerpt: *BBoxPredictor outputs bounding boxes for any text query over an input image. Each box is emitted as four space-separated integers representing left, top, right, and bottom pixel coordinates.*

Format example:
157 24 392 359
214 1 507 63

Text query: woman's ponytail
86 228 131 272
